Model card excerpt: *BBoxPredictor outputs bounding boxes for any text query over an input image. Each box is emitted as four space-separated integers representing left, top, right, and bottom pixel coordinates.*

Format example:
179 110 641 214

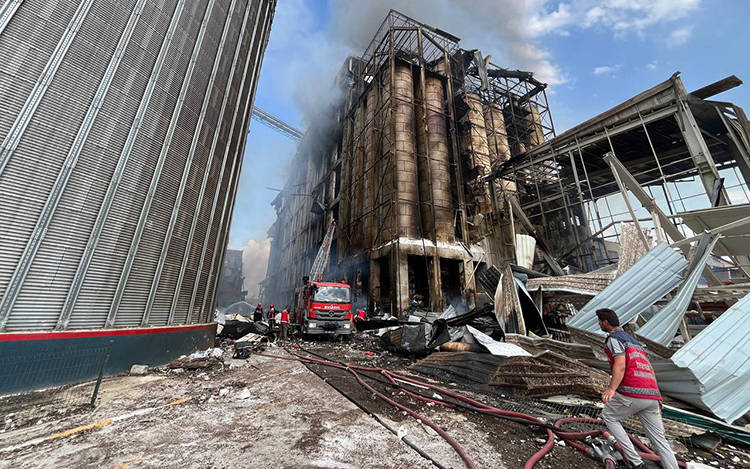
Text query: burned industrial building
262 12 750 423
264 11 750 324
263 10 750 323
263 11 558 314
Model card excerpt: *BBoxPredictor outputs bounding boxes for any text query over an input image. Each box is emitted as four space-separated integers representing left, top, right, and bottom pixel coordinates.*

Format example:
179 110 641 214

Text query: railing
0 340 112 431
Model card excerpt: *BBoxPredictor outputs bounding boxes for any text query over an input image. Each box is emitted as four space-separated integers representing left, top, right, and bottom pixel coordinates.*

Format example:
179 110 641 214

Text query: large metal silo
0 0 276 384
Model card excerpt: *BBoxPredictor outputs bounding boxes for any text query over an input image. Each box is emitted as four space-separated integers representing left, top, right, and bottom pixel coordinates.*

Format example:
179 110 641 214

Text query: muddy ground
0 334 748 469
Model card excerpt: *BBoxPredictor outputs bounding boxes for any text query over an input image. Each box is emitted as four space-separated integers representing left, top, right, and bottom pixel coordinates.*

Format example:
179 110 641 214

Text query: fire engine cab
293 280 352 337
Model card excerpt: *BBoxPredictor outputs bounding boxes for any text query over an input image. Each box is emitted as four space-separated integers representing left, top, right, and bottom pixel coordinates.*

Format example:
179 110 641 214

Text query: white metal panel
567 243 688 334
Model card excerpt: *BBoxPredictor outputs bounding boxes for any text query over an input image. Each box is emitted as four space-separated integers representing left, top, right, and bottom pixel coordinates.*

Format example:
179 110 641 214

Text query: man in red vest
279 306 290 341
597 308 678 469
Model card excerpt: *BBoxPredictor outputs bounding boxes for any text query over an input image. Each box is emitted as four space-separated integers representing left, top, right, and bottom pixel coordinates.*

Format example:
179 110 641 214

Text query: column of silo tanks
363 86 379 248
378 68 395 240
415 74 454 242
484 101 514 192
484 101 517 262
458 93 493 231
389 64 421 239
523 103 545 148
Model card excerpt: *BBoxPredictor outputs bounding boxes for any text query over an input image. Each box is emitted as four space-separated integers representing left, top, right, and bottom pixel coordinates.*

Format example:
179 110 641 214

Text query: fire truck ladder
309 221 336 282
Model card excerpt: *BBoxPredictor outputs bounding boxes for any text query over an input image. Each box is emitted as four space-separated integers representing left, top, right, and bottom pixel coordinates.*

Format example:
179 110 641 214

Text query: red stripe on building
0 323 214 342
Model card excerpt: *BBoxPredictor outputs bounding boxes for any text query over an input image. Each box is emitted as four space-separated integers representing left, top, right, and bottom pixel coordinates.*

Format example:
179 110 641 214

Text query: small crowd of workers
251 302 367 341
253 303 290 340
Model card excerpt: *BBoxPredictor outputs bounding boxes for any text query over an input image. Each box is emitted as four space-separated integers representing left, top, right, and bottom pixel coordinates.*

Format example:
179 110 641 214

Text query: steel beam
492 104 679 179
506 196 564 275
672 76 729 206
603 153 724 286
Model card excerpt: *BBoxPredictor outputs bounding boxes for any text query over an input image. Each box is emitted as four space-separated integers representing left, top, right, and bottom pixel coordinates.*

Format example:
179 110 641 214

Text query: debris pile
166 347 224 371
488 351 609 399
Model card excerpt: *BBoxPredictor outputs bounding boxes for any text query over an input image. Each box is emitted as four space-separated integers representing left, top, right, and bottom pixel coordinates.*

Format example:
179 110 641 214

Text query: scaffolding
262 10 555 315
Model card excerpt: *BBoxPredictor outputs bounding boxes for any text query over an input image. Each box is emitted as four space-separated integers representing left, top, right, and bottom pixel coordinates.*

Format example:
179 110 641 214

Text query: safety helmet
257 303 262 307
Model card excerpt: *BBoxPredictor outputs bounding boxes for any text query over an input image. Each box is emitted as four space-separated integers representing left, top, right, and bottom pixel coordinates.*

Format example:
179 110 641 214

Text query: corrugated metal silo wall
0 0 276 331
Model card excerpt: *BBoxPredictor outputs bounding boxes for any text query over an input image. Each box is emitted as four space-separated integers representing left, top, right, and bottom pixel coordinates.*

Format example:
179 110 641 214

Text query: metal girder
491 104 678 180
251 106 303 140
672 76 730 206
715 106 750 188
506 196 565 276
603 153 724 286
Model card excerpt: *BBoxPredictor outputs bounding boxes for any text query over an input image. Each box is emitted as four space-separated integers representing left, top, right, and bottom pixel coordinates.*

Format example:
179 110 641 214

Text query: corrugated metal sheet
637 234 720 346
526 266 616 297
567 243 688 334
669 291 750 423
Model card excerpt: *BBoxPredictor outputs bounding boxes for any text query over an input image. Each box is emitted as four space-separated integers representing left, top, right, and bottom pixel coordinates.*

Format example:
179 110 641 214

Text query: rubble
166 347 224 370
128 365 149 375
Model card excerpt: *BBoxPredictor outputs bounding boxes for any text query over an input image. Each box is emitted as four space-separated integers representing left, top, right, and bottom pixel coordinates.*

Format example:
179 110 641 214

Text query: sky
229 0 750 298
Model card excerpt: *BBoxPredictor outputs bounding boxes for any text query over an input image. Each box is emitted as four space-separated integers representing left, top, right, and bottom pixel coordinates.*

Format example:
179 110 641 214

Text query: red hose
258 350 685 469
555 417 687 468
344 365 477 469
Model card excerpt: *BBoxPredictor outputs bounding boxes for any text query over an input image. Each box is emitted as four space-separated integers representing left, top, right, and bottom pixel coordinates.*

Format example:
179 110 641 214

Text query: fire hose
253 348 684 469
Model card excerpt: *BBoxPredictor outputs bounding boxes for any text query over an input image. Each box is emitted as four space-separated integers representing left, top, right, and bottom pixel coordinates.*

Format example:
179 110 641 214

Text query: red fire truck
293 280 352 337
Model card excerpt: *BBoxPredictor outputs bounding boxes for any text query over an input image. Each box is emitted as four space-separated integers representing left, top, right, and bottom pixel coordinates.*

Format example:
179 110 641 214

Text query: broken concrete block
130 364 149 375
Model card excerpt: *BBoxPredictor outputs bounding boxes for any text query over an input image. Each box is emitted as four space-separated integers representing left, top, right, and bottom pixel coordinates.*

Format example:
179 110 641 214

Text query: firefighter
279 306 290 341
267 304 277 330
596 308 678 469
253 303 263 322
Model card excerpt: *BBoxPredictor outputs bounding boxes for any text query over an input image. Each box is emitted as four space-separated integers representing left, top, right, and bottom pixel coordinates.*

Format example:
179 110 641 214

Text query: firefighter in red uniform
253 303 263 322
267 304 277 330
279 306 290 341
596 308 678 469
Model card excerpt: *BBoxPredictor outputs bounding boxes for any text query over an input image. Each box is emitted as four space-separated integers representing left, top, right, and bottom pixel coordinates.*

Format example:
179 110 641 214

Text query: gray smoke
242 238 271 300
274 0 701 123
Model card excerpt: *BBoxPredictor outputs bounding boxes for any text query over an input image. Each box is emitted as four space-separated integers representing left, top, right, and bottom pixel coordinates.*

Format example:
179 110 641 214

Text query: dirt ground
1 335 748 469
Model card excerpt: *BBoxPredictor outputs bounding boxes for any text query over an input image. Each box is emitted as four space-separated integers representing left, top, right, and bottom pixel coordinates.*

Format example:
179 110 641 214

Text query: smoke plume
242 238 271 300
